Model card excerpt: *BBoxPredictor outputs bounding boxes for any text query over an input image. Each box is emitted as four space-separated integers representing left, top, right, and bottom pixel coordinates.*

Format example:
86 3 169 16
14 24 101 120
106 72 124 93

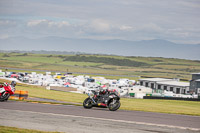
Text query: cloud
0 34 9 39
140 23 163 32
27 19 47 27
48 21 70 28
84 19 135 34
0 20 16 26
119 25 133 31
0 0 200 44
177 1 200 8
27 19 70 28
88 19 111 33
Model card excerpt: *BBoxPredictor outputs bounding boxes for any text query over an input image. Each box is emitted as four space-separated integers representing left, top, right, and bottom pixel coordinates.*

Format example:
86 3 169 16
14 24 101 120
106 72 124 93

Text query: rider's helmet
4 82 9 86
11 81 16 87
99 88 106 94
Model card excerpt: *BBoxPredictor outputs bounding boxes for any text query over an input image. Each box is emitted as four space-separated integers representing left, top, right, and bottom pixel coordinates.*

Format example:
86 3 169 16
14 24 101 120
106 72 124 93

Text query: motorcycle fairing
0 87 5 93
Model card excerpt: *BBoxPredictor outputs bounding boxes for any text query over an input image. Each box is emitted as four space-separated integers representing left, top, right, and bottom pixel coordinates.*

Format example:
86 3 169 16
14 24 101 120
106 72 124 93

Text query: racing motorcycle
83 89 121 111
0 81 16 102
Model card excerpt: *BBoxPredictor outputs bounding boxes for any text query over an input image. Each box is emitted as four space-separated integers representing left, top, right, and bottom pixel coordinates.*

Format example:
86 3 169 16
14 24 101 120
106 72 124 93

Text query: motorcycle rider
0 81 16 93
83 87 121 111
96 88 110 102
0 81 16 101
98 87 109 95
11 81 17 87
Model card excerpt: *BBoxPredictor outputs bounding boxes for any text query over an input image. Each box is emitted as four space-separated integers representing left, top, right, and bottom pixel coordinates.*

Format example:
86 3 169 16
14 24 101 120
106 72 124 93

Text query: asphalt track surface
1 101 200 133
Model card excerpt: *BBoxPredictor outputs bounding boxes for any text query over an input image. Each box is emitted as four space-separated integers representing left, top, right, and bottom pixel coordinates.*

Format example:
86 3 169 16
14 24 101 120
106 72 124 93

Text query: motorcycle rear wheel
83 97 93 109
0 93 10 102
108 100 121 111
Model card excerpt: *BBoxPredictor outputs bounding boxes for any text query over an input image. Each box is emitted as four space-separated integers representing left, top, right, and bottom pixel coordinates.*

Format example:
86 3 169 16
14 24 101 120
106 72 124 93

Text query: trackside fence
143 96 200 101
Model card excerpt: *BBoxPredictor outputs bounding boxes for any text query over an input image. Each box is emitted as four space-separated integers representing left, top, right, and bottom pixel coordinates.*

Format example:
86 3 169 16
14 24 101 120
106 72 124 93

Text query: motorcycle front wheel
83 97 93 109
0 93 10 102
108 99 121 111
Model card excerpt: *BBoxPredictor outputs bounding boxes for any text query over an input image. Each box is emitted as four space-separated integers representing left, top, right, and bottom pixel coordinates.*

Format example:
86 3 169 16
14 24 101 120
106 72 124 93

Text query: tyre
108 100 121 111
4 97 9 101
83 97 93 109
0 93 10 102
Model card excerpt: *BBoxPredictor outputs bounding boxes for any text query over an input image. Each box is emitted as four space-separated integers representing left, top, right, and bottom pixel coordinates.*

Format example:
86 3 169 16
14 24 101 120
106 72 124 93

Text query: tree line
63 55 149 67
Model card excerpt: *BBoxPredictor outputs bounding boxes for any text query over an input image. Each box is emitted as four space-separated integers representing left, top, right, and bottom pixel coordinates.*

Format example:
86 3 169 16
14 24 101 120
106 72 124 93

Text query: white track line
1 109 200 131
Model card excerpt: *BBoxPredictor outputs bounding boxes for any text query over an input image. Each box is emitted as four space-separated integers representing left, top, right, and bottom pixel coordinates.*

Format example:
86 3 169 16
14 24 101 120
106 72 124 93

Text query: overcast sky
0 0 200 44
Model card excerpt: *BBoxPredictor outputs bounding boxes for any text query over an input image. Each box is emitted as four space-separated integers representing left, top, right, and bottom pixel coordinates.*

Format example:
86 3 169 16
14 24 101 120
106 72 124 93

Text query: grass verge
0 126 62 133
120 98 200 116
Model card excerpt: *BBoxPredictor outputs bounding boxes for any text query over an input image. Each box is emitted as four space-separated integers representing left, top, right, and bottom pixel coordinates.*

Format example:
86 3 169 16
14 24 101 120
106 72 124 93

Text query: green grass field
1 52 200 80
1 79 200 116
0 126 61 133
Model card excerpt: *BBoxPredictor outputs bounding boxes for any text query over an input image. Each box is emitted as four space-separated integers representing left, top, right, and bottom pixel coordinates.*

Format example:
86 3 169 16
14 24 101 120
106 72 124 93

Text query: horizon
1 36 200 45
1 49 200 61
0 36 200 60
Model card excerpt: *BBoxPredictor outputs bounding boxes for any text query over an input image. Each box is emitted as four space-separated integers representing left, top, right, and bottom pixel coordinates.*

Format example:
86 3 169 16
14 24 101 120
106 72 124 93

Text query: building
139 78 174 89
156 81 189 94
190 73 200 94
129 86 152 94
139 78 189 94
128 86 152 98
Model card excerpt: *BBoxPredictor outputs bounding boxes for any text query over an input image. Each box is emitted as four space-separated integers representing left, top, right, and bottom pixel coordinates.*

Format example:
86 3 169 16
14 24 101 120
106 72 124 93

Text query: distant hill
0 36 199 60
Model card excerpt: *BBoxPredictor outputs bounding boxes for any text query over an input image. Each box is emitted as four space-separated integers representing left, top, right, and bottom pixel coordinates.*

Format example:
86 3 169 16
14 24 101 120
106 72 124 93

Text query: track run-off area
0 101 200 133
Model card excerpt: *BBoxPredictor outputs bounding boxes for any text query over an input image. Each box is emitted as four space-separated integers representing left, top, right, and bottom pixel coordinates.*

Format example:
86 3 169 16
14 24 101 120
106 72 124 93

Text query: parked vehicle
83 89 121 111
0 81 16 102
